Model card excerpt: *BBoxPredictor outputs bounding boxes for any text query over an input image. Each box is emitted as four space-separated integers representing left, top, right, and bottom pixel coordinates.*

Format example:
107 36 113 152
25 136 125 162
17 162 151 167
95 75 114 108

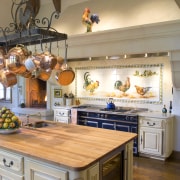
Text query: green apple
1 107 7 113
1 114 7 119
5 118 12 123
11 115 18 122
2 122 9 129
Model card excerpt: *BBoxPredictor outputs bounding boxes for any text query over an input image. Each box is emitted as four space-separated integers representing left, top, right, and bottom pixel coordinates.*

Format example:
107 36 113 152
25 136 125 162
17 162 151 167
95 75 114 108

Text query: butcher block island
0 121 136 180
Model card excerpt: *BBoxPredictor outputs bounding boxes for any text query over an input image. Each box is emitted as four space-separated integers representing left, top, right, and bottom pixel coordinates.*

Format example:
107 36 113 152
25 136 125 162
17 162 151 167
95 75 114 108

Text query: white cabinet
139 115 174 160
25 158 100 180
25 159 68 180
54 107 71 123
140 127 163 155
0 150 24 180
0 168 23 180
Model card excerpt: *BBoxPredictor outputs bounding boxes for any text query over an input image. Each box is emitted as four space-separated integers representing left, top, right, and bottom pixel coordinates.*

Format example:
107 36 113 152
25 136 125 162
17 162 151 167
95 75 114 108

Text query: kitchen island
0 121 136 180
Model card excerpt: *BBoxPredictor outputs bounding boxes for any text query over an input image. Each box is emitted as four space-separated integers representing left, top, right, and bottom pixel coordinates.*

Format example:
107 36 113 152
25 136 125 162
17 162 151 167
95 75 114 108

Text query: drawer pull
3 158 13 167
147 122 156 126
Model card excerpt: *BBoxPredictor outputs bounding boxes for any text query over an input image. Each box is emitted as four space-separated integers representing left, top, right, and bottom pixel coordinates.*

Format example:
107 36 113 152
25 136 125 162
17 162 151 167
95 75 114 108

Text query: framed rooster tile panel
75 64 163 104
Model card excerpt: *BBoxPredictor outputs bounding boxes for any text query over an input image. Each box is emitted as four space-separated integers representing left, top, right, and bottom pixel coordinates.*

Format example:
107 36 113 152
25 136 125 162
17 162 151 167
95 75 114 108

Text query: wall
56 0 180 35
53 56 173 110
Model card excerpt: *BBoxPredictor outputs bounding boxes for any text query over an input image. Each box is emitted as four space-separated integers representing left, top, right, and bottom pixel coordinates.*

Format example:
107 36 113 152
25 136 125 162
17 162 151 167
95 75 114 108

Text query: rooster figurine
114 77 131 96
82 8 100 32
135 85 152 96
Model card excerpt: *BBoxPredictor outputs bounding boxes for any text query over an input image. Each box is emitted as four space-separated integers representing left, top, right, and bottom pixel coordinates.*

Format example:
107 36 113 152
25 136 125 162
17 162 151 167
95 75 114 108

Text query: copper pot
0 69 17 87
56 67 75 86
55 44 75 86
7 44 29 73
34 51 57 71
37 69 52 81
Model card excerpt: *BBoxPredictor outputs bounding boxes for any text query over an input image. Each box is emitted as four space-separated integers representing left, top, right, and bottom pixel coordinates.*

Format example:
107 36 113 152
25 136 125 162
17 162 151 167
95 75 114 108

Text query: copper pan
39 51 57 71
56 43 75 86
0 69 17 87
37 69 52 81
7 44 29 74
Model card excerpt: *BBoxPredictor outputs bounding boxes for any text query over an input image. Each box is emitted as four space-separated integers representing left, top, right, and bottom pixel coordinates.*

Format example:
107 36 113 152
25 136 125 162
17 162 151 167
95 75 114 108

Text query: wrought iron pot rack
0 0 67 49
0 0 73 88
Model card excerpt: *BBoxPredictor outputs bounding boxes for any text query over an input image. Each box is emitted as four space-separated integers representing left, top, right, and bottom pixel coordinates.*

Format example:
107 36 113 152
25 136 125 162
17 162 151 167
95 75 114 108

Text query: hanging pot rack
0 0 68 49
0 0 74 87
0 28 67 48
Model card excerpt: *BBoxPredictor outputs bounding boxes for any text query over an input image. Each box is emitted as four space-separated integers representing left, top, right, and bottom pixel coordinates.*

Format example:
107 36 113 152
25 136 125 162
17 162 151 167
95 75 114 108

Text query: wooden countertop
0 122 136 171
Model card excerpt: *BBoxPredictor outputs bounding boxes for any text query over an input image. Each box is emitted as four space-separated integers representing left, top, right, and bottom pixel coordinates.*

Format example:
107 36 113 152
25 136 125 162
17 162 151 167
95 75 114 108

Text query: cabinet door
87 163 99 180
25 159 68 180
140 127 163 155
0 168 23 180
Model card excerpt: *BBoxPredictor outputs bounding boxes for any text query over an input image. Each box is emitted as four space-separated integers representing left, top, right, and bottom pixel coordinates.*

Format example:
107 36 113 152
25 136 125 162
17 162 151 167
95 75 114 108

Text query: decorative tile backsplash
75 64 163 104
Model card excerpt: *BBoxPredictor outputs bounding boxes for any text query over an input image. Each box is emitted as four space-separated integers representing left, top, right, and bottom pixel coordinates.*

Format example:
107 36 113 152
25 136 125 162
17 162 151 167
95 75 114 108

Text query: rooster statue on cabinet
82 8 100 32
114 77 131 96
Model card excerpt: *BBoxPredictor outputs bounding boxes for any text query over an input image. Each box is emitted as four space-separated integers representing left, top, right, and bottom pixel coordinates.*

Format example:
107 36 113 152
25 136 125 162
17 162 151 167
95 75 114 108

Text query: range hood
66 20 180 89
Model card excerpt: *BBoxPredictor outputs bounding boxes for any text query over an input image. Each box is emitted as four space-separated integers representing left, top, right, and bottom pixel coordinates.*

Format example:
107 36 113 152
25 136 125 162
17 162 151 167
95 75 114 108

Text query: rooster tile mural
75 64 163 104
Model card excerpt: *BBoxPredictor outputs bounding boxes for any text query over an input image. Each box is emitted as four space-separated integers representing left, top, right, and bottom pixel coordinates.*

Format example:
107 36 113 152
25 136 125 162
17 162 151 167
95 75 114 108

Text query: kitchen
0 0 180 179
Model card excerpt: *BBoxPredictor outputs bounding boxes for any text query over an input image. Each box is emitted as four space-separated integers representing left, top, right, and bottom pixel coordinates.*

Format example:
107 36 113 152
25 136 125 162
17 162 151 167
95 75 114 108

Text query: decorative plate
0 128 20 134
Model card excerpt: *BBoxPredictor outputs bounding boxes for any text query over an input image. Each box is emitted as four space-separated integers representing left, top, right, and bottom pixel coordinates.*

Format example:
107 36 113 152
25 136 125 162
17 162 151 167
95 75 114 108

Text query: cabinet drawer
0 150 24 174
139 117 164 128
54 109 70 117
0 167 24 180
54 116 70 123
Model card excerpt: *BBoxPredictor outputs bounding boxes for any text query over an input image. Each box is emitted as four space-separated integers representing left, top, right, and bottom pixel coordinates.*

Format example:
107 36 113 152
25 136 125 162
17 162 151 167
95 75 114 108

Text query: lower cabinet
25 159 68 180
0 168 23 180
0 150 24 180
0 142 133 180
140 127 163 156
25 158 99 180
139 115 174 160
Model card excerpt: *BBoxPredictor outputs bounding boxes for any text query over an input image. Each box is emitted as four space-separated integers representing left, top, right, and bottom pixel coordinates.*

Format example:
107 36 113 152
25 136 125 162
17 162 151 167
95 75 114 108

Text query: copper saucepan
56 43 75 86
7 44 29 74
0 69 17 87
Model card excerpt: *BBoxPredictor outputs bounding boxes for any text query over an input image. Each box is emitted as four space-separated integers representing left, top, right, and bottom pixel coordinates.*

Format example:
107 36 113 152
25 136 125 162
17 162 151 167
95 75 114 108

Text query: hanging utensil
56 41 75 86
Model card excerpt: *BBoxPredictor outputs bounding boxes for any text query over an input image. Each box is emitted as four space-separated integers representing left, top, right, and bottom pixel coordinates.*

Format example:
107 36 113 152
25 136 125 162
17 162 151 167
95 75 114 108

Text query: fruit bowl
0 106 21 134
0 128 20 134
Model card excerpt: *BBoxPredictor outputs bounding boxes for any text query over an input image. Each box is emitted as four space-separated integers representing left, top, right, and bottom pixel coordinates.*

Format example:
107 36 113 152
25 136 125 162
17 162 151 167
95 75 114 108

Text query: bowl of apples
0 107 21 134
